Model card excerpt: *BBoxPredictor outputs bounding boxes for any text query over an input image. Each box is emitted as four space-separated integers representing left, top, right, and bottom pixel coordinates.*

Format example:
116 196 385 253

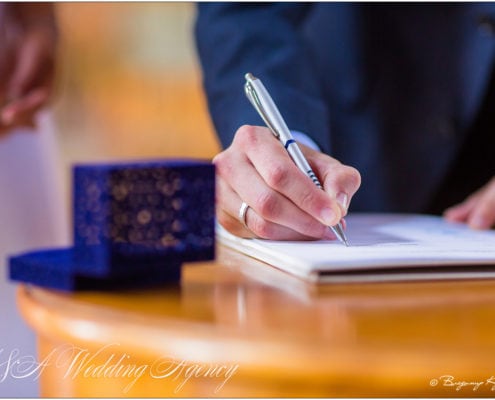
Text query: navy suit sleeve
194 3 331 151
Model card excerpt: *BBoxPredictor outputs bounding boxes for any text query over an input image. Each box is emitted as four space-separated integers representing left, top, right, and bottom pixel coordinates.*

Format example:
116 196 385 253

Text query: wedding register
216 213 495 283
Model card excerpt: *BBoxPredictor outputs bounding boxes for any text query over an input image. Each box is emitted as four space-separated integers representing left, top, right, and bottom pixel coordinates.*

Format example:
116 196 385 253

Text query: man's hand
0 3 57 135
444 176 495 230
213 125 361 240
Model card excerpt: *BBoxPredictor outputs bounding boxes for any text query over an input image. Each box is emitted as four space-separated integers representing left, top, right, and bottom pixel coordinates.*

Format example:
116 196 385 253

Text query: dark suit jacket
195 3 495 213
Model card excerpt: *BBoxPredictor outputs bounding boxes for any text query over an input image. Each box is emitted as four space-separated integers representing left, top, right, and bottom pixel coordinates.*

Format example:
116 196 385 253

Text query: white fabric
291 130 321 151
0 112 69 396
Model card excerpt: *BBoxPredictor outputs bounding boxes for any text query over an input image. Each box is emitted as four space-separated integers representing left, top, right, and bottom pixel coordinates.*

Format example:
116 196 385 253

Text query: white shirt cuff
291 130 321 151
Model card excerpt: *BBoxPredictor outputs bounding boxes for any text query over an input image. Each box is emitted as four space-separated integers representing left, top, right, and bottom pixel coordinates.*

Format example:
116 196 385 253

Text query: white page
217 214 495 282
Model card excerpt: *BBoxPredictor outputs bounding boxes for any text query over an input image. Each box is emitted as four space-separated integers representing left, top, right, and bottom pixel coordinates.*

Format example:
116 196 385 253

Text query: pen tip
331 223 349 247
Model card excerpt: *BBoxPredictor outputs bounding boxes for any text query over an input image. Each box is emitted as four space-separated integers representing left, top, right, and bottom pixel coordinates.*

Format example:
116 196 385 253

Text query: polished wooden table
17 245 495 397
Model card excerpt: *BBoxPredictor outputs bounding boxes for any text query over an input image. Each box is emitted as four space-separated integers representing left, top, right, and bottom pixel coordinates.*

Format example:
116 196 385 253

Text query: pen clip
244 76 280 139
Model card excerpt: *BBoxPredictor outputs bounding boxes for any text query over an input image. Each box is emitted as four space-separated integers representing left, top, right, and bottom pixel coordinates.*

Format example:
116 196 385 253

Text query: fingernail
340 217 347 230
336 192 349 212
320 207 336 226
470 215 488 230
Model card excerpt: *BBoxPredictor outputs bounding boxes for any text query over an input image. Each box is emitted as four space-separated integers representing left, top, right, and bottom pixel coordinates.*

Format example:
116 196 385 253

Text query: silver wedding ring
238 201 250 229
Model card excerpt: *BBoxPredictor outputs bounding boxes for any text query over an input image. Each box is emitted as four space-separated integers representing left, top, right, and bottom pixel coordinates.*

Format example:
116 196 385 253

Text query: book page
217 214 495 281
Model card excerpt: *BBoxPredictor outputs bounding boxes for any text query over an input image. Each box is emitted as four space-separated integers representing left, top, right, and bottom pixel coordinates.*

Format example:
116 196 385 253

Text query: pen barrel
249 78 293 143
287 141 323 189
245 73 348 245
248 75 323 189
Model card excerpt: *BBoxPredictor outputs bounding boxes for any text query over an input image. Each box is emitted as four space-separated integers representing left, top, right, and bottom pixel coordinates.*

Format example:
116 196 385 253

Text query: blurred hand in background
0 3 57 135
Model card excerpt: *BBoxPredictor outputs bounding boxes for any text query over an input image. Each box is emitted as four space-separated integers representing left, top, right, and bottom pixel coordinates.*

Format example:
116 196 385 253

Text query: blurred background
1 3 220 396
54 2 219 192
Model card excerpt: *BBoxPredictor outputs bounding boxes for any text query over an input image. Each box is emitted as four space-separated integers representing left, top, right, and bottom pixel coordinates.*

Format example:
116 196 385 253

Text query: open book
216 213 495 283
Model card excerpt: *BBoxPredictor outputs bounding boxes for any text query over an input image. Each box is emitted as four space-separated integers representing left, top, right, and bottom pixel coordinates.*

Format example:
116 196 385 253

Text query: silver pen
244 72 349 246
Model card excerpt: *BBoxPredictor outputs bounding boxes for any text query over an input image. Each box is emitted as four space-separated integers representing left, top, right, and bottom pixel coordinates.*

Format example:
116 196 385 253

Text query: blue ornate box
73 160 215 276
9 249 182 291
9 159 215 291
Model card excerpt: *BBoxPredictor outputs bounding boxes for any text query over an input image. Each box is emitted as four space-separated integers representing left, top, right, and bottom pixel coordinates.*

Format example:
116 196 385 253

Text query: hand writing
213 125 361 240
